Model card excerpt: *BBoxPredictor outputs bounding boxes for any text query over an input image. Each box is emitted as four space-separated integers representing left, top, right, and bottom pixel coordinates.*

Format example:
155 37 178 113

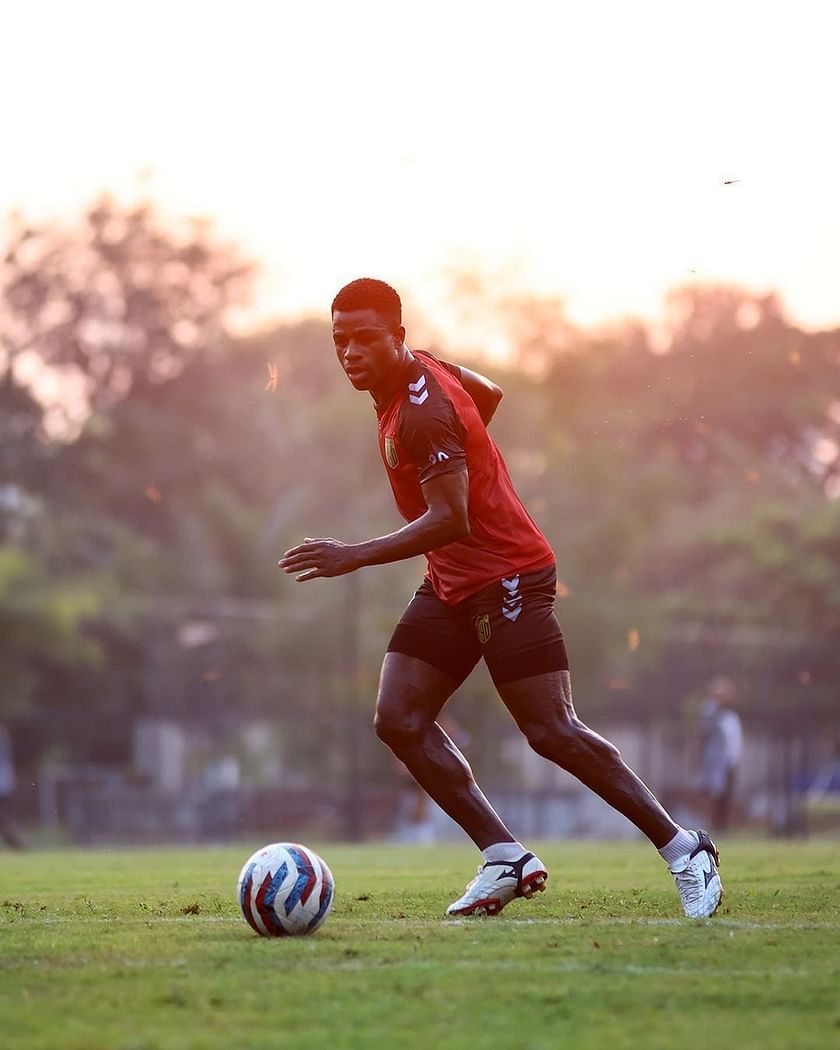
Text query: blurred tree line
1 197 838 784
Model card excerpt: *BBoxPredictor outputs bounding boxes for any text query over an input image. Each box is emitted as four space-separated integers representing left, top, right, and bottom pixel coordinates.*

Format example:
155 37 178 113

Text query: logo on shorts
475 614 492 644
383 436 399 469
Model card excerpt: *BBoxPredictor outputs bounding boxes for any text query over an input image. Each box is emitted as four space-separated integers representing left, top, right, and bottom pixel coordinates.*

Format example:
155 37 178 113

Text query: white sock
658 828 699 866
482 841 527 864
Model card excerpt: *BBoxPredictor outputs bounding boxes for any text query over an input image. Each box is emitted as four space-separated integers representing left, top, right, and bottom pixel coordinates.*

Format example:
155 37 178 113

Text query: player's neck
371 346 415 409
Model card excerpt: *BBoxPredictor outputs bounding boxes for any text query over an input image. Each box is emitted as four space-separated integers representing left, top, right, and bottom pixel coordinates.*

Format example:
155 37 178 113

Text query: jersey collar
374 346 419 415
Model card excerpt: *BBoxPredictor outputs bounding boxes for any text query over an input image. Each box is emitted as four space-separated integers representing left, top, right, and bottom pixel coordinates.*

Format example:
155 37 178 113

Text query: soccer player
279 278 722 919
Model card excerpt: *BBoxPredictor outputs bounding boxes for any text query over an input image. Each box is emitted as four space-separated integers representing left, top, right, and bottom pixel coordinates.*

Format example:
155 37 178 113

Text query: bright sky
3 0 840 341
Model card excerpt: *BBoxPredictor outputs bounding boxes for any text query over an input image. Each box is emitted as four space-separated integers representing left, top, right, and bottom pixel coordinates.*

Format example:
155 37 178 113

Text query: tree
443 279 840 715
1 195 253 439
0 196 254 763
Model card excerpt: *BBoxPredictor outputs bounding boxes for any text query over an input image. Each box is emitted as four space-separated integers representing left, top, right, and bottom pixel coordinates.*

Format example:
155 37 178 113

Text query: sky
3 0 840 343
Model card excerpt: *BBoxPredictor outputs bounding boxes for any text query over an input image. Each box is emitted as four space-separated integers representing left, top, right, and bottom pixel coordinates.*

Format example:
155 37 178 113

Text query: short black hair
331 278 402 330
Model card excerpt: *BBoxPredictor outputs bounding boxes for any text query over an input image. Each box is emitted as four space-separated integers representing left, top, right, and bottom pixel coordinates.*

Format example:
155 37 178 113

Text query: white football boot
447 851 549 917
669 829 723 918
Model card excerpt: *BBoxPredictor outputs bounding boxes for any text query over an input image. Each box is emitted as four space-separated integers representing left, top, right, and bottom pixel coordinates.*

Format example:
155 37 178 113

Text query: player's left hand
278 538 360 581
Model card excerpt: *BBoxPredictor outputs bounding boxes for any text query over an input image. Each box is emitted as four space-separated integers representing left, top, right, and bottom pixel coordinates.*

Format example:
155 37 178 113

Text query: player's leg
497 669 677 845
375 651 514 849
479 565 686 840
379 582 549 916
481 565 721 918
496 670 721 917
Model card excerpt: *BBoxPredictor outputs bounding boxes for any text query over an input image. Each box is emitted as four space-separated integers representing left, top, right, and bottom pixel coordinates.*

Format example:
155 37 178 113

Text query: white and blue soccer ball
237 842 335 937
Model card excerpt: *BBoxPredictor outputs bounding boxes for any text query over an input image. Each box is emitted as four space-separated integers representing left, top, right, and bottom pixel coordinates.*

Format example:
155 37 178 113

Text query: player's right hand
278 537 361 581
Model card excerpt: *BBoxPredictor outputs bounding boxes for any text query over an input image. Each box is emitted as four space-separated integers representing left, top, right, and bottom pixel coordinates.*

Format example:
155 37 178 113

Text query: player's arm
454 364 503 425
278 470 470 582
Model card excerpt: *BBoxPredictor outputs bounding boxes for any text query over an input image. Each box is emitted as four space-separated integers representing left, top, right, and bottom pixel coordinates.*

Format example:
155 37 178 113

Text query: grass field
1 839 839 1049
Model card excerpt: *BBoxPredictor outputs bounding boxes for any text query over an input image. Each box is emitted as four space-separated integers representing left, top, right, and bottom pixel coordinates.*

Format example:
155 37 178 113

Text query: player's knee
523 720 573 761
373 706 426 754
373 708 395 746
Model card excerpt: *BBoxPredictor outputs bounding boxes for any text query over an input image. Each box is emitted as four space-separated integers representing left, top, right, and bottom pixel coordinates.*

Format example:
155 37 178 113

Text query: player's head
331 278 407 395
331 278 402 330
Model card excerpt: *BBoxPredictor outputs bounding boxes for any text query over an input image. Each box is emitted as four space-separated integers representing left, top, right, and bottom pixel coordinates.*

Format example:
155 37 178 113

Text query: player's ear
393 324 406 347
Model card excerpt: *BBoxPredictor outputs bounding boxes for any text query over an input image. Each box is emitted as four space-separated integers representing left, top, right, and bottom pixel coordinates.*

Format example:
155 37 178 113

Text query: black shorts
386 563 569 687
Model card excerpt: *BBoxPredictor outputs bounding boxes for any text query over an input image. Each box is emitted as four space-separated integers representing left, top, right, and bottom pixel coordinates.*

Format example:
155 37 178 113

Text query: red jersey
376 350 554 604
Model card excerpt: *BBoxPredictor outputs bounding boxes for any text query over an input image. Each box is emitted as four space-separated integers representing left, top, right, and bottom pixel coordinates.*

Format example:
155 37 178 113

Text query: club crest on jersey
475 614 492 644
383 436 399 469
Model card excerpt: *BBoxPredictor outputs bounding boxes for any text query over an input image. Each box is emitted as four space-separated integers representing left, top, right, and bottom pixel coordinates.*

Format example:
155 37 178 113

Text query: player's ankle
658 827 699 866
481 840 527 864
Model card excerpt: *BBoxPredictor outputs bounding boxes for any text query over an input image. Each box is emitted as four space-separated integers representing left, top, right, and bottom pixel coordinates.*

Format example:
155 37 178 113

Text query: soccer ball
237 842 335 937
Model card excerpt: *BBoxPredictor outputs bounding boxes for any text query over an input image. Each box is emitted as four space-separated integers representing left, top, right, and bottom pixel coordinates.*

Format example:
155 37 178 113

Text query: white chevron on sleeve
408 375 426 393
409 389 429 405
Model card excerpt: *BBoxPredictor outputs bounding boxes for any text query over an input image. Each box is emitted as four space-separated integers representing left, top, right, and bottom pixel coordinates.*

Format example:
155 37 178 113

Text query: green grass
1 840 839 1049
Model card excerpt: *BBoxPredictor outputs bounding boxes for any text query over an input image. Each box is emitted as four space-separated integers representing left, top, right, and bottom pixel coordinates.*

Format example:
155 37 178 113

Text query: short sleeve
401 395 467 484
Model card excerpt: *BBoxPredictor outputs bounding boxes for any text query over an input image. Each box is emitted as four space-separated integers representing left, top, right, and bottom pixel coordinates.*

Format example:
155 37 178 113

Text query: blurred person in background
0 724 23 849
699 677 743 831
280 278 723 920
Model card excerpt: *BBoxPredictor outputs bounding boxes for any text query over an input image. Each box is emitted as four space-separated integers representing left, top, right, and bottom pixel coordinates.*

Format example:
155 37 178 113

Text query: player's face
332 308 405 393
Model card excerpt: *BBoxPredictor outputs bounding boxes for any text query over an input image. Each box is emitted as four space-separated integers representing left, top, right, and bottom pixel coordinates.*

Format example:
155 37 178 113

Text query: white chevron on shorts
501 576 522 621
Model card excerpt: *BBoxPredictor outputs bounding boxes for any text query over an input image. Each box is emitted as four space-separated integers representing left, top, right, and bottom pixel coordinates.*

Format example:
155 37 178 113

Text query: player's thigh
376 651 462 732
497 669 626 770
382 581 480 705
468 565 578 738
378 582 480 733
476 565 570 708
495 668 578 739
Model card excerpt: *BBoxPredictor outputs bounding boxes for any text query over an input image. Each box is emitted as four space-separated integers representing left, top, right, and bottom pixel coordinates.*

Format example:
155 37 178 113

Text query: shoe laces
459 863 493 898
464 864 486 888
